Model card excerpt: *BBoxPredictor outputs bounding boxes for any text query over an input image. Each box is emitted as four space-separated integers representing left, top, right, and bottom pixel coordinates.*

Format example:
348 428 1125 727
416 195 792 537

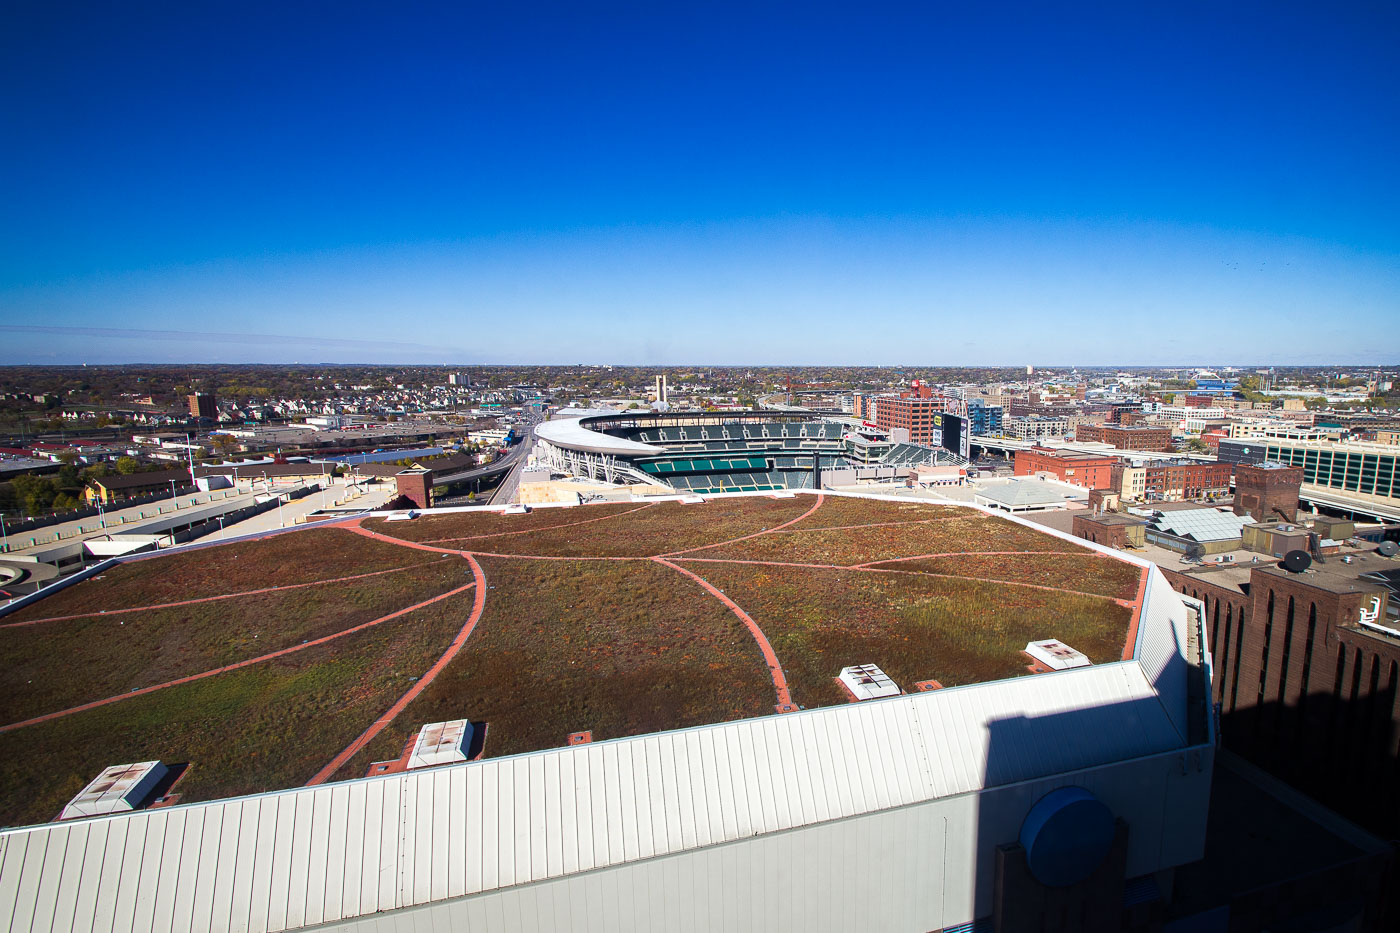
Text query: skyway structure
971 435 1216 463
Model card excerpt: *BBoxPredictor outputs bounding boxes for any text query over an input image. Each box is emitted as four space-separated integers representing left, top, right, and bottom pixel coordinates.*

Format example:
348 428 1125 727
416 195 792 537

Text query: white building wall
313 746 1212 933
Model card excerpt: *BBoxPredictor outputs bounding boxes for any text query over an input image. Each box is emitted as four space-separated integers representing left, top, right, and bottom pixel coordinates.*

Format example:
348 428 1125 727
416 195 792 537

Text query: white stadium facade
0 490 1214 933
531 410 965 493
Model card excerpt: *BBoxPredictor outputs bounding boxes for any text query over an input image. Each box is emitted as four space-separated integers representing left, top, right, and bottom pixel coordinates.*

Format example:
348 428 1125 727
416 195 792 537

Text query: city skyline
3 3 1398 364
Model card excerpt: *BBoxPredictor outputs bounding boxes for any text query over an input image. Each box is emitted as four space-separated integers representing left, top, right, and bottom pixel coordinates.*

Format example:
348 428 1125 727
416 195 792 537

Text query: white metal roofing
1144 508 1249 542
0 655 1187 933
534 417 666 456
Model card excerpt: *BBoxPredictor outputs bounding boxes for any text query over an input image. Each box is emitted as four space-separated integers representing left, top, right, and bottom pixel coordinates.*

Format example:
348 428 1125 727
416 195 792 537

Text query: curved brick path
307 552 489 784
0 580 478 734
421 501 655 544
658 492 825 557
650 557 797 713
1 559 449 628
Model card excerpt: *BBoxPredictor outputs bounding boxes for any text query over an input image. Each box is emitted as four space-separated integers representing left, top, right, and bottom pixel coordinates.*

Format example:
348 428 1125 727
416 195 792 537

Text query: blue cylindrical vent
1018 786 1114 887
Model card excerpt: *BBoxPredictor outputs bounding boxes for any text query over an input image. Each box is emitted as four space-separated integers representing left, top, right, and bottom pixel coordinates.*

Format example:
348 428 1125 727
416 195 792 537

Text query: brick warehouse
1141 459 1233 501
1163 555 1400 839
1075 423 1174 451
1012 446 1118 489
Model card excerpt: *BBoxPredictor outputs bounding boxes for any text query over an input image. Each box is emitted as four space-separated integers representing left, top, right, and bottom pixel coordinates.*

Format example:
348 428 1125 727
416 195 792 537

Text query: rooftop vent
838 664 901 701
408 720 473 770
60 761 167 820
503 503 531 514
1025 639 1091 671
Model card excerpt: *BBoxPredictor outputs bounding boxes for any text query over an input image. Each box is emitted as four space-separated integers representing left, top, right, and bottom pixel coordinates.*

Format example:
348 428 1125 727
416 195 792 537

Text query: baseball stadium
532 409 966 493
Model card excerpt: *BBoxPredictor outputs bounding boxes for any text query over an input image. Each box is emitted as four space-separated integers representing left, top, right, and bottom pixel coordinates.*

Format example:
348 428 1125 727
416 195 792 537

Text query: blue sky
2 2 1397 365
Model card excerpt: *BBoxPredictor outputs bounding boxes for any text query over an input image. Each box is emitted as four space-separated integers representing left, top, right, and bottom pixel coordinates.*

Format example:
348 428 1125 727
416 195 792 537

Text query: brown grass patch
1 528 434 622
330 557 775 779
0 559 471 724
362 502 647 543
867 553 1143 600
694 562 1132 709
0 589 475 828
471 496 812 557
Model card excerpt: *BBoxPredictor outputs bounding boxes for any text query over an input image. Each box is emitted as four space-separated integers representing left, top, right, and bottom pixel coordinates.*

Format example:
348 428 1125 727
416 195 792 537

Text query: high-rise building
653 374 668 405
188 392 216 420
966 398 1003 436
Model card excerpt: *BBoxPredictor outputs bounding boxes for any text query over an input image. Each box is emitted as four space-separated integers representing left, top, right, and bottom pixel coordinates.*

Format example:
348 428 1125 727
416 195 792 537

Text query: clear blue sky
2 2 1397 365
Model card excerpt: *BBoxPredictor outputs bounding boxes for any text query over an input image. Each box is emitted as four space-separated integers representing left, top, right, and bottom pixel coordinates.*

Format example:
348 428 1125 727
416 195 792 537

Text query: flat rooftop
0 494 1148 828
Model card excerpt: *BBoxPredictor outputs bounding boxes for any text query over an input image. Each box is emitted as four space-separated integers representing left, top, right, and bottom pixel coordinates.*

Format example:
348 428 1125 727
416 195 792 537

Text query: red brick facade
872 395 956 446
1234 462 1304 522
1141 460 1233 501
1075 423 1173 451
394 470 433 510
1163 566 1399 838
1013 446 1118 489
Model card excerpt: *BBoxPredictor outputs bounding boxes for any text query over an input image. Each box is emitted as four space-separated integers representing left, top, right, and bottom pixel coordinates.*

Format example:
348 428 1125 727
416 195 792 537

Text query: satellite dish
1283 550 1312 573
1379 541 1399 557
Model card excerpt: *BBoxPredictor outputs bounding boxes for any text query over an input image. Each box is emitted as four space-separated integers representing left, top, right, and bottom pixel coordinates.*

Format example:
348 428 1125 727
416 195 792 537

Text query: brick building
393 469 433 510
1234 461 1304 522
1071 513 1146 549
1075 423 1174 451
1163 554 1400 839
870 395 957 446
1012 446 1118 489
1140 459 1233 502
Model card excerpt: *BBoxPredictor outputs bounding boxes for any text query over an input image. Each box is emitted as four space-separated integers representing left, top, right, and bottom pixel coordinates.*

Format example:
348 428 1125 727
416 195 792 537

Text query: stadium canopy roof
534 416 666 456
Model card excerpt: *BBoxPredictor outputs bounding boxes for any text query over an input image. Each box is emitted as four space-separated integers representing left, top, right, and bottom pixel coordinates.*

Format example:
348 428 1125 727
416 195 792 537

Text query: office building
188 392 217 420
966 398 1003 435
